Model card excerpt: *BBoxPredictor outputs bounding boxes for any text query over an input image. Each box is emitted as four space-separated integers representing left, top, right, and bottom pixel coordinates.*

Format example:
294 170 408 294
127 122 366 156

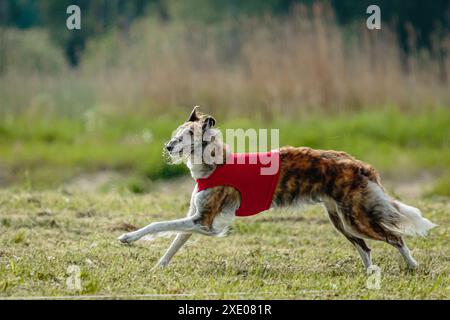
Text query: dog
119 106 436 271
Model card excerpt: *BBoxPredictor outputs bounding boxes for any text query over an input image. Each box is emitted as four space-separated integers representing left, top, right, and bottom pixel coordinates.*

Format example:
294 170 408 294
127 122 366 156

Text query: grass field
1 106 449 299
0 178 448 299
0 108 449 299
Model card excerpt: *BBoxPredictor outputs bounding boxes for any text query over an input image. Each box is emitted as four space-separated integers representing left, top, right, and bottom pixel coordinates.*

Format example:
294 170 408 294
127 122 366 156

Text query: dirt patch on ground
382 172 437 200
108 221 138 232
63 170 121 193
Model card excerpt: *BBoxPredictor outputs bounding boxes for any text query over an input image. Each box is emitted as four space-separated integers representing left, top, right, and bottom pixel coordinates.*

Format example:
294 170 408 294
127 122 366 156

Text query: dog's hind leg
397 242 418 270
385 236 418 269
325 203 372 270
363 181 436 269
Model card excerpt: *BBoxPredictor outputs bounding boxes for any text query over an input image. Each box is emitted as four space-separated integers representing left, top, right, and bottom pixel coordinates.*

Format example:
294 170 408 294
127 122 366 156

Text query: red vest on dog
196 151 281 217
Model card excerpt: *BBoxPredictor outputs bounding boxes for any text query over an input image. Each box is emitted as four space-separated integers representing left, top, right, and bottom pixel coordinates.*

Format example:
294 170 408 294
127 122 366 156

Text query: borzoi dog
119 106 436 271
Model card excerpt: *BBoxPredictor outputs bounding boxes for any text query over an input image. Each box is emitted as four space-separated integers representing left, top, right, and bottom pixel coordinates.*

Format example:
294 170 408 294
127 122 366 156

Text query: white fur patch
142 232 175 242
393 200 437 237
212 211 235 236
367 181 437 237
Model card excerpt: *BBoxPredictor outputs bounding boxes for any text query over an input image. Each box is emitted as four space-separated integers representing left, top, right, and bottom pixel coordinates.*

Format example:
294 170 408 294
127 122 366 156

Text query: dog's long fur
118 107 436 270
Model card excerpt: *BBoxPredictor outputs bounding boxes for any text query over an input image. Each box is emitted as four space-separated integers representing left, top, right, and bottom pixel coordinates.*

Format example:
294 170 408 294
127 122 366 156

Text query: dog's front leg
153 233 192 268
118 216 201 244
154 192 197 267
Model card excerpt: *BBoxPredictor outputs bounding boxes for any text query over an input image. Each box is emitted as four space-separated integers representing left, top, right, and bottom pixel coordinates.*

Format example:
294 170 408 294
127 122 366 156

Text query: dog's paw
118 232 139 244
151 260 169 271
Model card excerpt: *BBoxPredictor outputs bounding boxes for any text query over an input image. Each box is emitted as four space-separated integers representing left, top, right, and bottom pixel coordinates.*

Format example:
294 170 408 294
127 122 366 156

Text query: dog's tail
389 200 437 237
366 181 437 237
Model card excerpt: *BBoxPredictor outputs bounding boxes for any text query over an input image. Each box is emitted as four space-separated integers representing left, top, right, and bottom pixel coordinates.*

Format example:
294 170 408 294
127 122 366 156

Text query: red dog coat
196 151 281 216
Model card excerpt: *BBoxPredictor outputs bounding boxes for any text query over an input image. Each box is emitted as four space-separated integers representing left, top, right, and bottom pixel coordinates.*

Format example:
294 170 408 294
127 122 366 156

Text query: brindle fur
274 147 387 239
195 186 241 228
118 107 435 271
272 146 404 263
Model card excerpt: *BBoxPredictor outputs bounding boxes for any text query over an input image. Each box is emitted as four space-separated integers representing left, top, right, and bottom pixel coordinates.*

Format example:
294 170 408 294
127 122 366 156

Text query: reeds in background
0 4 448 119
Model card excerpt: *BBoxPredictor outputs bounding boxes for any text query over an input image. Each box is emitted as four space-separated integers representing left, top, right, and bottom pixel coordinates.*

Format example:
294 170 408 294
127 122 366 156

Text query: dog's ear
187 106 200 122
202 116 216 131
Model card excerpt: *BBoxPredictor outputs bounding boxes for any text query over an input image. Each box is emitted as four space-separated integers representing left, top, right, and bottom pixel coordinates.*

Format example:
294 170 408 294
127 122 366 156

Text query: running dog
118 106 436 271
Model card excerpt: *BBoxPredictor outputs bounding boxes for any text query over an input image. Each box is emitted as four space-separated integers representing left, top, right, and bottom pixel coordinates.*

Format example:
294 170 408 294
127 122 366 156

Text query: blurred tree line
0 0 448 66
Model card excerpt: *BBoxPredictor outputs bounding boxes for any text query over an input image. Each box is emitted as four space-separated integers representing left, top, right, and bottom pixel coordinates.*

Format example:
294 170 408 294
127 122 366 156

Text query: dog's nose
165 144 173 152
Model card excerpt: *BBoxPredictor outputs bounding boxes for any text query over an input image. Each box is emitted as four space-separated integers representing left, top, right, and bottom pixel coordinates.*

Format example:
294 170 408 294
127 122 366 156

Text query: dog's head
164 106 218 164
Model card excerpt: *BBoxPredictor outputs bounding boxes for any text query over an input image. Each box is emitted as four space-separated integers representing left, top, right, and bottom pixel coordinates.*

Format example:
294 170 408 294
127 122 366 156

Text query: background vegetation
0 1 449 299
0 1 448 194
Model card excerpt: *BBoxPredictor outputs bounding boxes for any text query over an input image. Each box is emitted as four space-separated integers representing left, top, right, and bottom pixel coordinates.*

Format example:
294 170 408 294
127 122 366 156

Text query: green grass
427 174 450 198
1 108 449 195
1 106 449 298
0 182 448 299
